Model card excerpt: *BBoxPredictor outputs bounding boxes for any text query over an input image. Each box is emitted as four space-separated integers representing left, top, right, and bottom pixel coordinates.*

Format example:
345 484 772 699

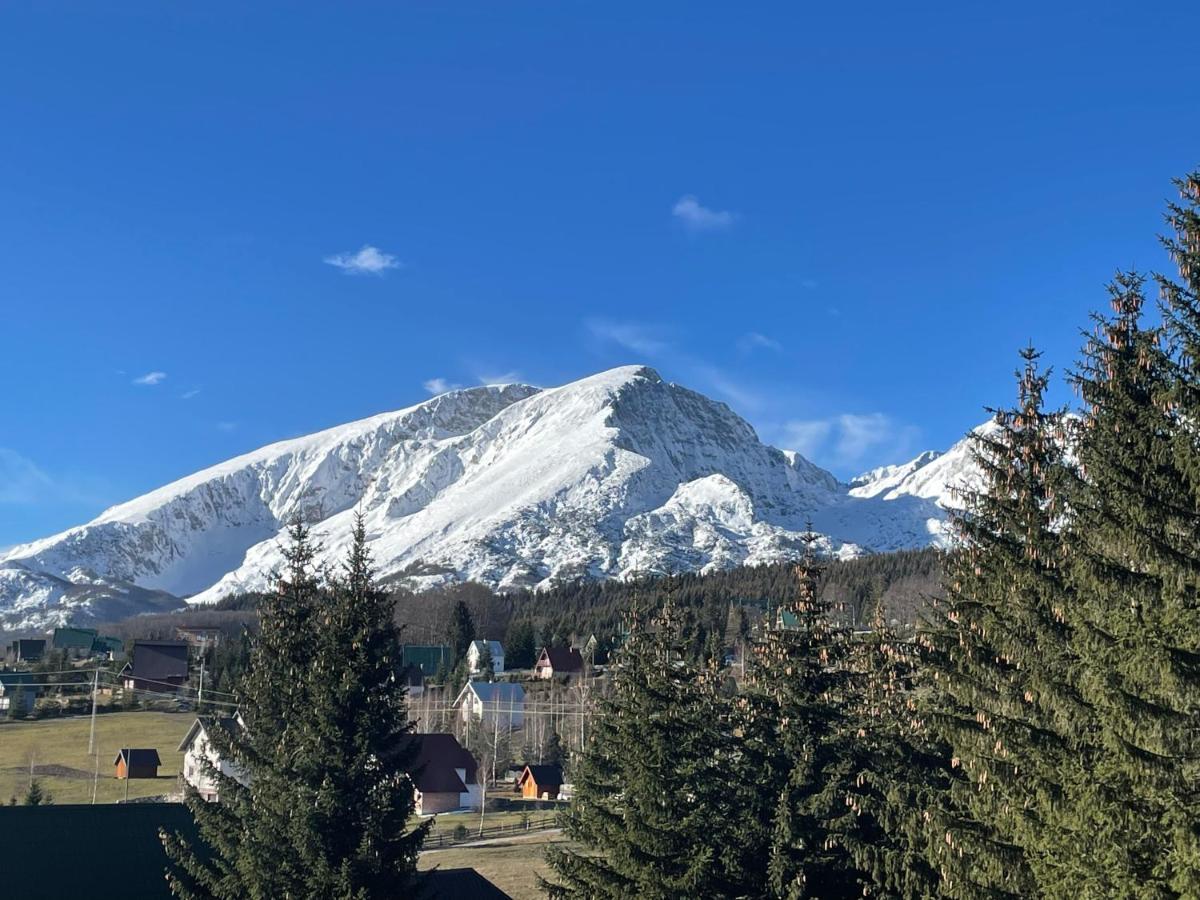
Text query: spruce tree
161 516 428 898
841 609 945 900
918 348 1082 898
544 597 744 898
447 600 475 667
1066 264 1200 896
733 531 860 899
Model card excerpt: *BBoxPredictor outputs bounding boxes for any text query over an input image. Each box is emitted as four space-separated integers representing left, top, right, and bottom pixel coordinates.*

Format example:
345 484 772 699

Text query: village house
405 733 481 815
534 646 584 680
516 763 563 800
120 640 189 693
0 673 41 716
466 639 505 676
8 639 46 664
52 626 99 656
178 716 249 802
114 748 162 779
91 635 125 660
400 663 425 699
454 681 526 730
401 644 451 678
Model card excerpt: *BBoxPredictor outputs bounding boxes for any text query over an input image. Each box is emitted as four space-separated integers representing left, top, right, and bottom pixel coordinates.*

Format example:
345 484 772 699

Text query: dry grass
0 711 191 804
420 831 564 899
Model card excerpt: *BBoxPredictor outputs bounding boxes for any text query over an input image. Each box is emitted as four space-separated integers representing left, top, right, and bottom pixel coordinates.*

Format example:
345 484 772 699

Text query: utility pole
87 668 99 755
198 655 205 711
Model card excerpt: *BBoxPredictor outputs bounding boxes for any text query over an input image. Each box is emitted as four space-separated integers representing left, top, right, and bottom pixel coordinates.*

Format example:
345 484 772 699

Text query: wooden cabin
114 748 162 780
517 764 563 800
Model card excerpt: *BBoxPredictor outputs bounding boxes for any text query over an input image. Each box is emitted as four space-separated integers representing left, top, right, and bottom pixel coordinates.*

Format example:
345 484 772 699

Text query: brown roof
403 733 477 794
537 646 583 673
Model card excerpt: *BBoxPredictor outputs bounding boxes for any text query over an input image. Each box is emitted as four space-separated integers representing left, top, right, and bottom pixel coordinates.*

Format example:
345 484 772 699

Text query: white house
178 716 249 802
407 733 482 814
454 680 525 730
466 640 505 676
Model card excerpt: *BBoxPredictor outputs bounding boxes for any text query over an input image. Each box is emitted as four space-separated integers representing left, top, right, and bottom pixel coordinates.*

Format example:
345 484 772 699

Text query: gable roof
518 764 563 787
129 641 189 680
114 748 162 768
0 672 41 693
11 639 46 659
537 646 584 672
177 716 241 753
402 644 450 677
469 640 504 656
455 681 525 707
52 627 98 650
92 635 125 656
403 733 477 794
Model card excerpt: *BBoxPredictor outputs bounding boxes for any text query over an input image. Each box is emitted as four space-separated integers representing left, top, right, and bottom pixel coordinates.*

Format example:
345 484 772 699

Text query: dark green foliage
505 618 538 669
24 779 50 806
918 348 1082 898
544 599 747 898
446 599 476 667
735 536 863 899
160 516 428 899
1064 265 1200 896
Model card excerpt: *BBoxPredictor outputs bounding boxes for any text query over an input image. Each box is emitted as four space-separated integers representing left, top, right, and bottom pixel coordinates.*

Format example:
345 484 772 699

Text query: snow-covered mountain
0 366 981 630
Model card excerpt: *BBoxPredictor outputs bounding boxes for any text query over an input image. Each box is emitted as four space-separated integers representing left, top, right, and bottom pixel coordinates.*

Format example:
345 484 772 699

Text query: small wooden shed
114 748 162 780
517 763 563 800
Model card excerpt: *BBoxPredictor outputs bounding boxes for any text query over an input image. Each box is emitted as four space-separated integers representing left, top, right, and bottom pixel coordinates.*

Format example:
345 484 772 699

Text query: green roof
402 644 450 676
778 608 800 629
53 626 98 650
92 635 125 655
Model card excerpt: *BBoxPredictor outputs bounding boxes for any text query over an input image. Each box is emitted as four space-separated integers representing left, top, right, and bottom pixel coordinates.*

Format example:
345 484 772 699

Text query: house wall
183 733 250 802
416 791 462 815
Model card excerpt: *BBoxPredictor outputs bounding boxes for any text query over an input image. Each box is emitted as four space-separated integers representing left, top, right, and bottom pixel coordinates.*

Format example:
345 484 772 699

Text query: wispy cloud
216 421 237 432
779 413 919 473
478 370 523 385
0 448 56 505
181 388 202 400
0 448 108 511
133 371 167 386
423 377 463 395
586 319 669 355
737 332 782 354
672 195 737 232
323 245 401 275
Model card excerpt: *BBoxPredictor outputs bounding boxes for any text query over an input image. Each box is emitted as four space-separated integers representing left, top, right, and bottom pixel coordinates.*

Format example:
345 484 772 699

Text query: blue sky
3 1 1199 547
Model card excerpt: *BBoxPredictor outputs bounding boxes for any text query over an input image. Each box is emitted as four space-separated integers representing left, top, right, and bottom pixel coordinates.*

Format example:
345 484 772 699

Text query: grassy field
0 711 192 804
420 831 563 899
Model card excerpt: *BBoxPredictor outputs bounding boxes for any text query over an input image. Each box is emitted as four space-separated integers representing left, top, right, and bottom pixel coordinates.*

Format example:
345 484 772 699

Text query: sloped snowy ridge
0 366 983 629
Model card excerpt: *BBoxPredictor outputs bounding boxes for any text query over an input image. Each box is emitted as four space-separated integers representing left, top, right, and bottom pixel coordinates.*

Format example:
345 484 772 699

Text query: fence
424 814 559 849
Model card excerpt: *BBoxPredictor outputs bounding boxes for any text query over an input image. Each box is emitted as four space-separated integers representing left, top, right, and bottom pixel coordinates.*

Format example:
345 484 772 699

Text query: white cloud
181 389 201 400
0 448 56 505
586 319 669 355
780 413 918 472
780 420 834 460
672 195 737 232
323 245 401 275
477 370 523 385
737 332 782 353
423 377 463 395
133 371 167 386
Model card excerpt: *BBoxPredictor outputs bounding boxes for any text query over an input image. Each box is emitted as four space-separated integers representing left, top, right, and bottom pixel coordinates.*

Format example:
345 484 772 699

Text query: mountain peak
0 367 967 629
